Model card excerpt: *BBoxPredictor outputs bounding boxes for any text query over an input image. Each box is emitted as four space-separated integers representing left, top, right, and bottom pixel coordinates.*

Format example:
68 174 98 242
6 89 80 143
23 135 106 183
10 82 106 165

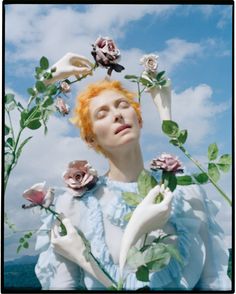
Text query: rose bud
55 97 70 116
22 182 54 209
60 81 71 93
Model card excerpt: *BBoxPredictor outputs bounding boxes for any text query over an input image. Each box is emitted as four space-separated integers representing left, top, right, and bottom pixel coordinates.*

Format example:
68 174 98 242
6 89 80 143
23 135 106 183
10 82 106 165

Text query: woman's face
89 89 141 154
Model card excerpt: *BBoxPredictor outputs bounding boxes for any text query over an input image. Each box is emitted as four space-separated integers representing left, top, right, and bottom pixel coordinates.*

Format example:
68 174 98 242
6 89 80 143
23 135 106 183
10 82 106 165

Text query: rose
55 97 70 116
91 36 125 76
22 182 54 209
150 153 183 173
60 81 71 93
140 54 159 73
63 160 98 197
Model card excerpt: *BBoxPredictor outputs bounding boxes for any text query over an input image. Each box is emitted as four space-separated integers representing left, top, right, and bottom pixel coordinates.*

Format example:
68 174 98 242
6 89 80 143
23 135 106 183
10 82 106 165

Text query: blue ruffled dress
34 172 231 291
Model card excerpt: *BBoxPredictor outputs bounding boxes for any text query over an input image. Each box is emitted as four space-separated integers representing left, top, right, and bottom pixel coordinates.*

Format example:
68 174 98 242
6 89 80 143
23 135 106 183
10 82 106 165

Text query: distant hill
4 255 41 290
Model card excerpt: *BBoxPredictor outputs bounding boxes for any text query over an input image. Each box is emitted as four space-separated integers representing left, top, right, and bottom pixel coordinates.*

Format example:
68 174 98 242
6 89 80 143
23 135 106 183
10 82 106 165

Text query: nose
114 112 124 123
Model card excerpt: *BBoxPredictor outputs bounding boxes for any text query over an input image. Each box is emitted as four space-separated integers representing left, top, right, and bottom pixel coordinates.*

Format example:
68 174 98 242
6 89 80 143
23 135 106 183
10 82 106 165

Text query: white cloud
217 6 232 29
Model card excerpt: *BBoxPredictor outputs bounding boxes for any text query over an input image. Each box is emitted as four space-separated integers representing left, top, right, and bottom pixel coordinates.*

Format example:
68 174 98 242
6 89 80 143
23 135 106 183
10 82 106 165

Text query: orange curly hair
71 79 142 154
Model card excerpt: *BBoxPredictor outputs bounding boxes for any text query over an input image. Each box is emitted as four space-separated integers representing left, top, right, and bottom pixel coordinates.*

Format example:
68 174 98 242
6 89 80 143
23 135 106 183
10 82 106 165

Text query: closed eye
118 100 130 108
96 109 107 119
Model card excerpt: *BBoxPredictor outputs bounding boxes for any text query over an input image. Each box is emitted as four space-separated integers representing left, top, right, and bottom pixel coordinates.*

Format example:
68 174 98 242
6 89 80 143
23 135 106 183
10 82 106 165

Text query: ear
138 118 143 128
86 136 97 149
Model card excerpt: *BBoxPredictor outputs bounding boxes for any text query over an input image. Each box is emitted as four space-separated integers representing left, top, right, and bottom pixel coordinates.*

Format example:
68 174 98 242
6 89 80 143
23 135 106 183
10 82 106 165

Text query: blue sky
4 4 232 260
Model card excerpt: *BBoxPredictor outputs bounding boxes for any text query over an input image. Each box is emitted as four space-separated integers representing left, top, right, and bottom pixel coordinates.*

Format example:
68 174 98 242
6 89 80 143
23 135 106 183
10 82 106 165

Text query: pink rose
150 153 183 173
63 160 98 197
91 36 125 76
60 81 71 93
55 97 70 116
22 182 54 209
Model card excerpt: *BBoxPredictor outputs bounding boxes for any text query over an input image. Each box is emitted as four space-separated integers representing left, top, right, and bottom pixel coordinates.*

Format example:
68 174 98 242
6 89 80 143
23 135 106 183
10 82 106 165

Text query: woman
34 53 231 291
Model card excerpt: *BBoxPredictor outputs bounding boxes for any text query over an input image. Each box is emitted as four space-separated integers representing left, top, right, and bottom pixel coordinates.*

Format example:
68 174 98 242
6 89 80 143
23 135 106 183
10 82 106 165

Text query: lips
115 124 131 135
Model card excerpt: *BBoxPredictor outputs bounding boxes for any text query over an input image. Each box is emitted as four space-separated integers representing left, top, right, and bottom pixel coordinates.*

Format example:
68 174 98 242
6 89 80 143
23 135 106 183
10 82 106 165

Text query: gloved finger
69 66 93 75
161 189 173 206
142 185 161 204
70 56 94 68
60 218 77 234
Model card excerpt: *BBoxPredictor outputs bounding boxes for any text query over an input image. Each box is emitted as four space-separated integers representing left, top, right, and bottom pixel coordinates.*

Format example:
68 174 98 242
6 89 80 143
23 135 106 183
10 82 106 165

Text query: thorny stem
179 145 232 206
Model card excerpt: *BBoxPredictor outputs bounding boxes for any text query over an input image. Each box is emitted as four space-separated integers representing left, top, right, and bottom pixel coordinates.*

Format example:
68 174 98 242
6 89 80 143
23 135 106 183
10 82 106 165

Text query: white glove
51 217 113 288
45 52 94 84
119 184 173 276
149 80 172 121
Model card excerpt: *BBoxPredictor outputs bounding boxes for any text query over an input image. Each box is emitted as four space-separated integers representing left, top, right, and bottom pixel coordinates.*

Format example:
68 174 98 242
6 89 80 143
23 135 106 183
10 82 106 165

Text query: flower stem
179 145 232 206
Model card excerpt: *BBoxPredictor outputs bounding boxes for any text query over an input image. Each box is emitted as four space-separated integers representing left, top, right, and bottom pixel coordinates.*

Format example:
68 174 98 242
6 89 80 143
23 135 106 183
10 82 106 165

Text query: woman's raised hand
51 217 113 288
45 52 94 84
119 184 173 276
148 79 172 121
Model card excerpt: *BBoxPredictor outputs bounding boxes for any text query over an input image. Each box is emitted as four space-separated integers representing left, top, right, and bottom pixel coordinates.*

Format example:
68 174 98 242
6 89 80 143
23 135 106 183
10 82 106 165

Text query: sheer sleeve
174 184 231 290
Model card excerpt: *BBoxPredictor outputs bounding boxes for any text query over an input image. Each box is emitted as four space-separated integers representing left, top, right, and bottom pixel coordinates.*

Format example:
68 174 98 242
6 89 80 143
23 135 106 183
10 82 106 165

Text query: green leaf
35 81 46 93
208 143 218 161
156 71 165 81
138 170 157 196
178 129 188 145
123 211 133 222
136 265 149 282
218 154 232 165
193 173 209 184
127 247 145 269
23 242 29 249
208 163 220 182
169 138 179 146
162 120 179 137
165 244 183 265
47 84 58 95
143 243 166 264
5 93 15 104
139 77 153 87
177 175 193 185
124 75 139 80
5 125 10 135
42 96 54 107
146 253 171 271
16 245 22 254
27 88 36 96
158 80 167 86
35 66 43 75
162 171 177 191
6 137 14 148
217 163 231 173
27 120 42 130
122 192 142 207
40 56 49 70
16 136 33 160
43 72 53 80
19 237 24 243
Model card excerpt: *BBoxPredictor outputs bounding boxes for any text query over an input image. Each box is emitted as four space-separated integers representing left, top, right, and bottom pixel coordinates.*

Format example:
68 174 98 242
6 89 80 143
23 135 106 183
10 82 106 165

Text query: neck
106 144 144 182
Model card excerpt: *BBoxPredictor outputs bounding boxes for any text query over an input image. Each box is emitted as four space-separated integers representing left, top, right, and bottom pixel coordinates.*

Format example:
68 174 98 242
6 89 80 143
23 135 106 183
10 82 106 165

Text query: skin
89 89 144 182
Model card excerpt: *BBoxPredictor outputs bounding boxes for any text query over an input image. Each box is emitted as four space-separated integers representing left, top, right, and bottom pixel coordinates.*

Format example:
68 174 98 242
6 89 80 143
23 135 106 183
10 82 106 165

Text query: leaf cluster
17 231 33 253
127 234 182 282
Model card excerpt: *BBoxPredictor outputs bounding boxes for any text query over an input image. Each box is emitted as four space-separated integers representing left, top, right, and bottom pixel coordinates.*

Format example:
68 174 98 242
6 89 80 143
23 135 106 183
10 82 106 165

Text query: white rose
140 54 159 73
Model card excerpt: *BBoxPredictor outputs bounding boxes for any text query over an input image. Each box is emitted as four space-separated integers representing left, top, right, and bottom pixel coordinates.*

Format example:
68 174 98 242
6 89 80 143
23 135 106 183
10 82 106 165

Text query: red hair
71 80 142 154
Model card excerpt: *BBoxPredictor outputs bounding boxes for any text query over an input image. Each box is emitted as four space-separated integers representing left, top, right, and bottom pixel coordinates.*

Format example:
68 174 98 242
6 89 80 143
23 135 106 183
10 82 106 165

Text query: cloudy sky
4 4 232 261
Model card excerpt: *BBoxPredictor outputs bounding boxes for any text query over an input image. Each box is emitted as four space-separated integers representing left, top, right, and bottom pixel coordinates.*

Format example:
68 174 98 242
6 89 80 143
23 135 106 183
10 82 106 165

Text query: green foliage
122 192 142 206
40 56 49 70
227 248 232 280
17 231 33 253
162 120 179 138
177 175 193 185
208 143 218 161
162 171 177 191
193 173 208 184
127 234 182 283
156 71 165 81
138 170 157 196
5 93 15 104
208 163 220 182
